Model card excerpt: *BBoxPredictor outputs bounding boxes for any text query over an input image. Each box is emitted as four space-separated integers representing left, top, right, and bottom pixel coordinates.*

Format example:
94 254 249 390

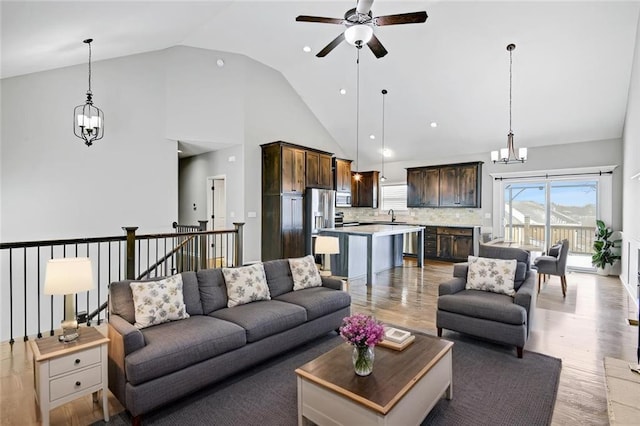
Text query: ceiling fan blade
367 34 388 58
356 0 374 15
374 11 428 26
296 15 344 25
316 33 346 57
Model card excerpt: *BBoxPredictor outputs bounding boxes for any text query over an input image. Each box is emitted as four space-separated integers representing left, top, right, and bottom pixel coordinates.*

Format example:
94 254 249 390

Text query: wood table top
295 333 453 415
29 326 109 362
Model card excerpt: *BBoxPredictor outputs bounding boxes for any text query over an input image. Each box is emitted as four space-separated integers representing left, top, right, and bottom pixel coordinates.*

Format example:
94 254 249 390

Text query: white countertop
323 224 425 236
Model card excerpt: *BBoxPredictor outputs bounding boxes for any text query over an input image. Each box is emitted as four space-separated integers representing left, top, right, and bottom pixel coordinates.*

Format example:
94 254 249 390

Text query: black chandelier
74 39 104 147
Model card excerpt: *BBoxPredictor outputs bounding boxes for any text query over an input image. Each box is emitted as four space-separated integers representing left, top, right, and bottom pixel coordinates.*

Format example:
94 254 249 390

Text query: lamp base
59 319 79 343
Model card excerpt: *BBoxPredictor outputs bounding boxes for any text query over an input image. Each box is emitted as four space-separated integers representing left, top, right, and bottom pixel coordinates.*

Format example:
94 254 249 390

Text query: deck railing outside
503 223 595 254
0 222 244 344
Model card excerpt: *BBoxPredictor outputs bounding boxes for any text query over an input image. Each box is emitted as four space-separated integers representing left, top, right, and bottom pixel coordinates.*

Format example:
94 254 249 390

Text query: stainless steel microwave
336 193 351 207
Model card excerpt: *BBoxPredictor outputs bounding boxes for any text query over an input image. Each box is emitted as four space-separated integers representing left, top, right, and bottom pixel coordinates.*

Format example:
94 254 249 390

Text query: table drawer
49 365 101 402
49 346 101 377
437 227 472 237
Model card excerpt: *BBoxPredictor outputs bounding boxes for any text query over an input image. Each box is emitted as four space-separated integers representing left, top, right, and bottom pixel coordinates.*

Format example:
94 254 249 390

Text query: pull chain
355 48 360 174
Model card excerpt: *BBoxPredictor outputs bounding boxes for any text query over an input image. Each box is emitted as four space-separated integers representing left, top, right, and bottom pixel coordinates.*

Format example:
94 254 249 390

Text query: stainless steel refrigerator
305 188 336 255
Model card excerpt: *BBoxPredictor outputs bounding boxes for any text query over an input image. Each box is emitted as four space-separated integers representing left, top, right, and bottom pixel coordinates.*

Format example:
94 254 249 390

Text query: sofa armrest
439 277 467 296
321 276 344 291
453 263 469 278
108 314 145 355
514 271 536 331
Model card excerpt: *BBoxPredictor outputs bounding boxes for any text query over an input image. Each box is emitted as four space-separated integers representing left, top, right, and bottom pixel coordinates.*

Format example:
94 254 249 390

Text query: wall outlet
455 213 460 219
230 211 235 218
248 211 257 218
484 212 492 219
410 212 416 217
228 156 236 162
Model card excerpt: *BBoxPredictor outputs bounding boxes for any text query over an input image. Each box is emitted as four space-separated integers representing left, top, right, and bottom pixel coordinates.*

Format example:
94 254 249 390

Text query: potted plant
592 219 621 275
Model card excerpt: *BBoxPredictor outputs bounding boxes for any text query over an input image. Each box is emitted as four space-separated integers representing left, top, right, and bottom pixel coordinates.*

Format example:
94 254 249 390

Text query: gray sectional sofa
107 258 351 421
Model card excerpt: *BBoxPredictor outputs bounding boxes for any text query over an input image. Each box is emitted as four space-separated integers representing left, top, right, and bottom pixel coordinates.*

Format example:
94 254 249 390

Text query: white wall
1 50 178 240
621 11 640 304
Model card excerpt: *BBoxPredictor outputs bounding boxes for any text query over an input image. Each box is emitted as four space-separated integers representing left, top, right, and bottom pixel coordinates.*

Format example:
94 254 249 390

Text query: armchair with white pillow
436 244 537 358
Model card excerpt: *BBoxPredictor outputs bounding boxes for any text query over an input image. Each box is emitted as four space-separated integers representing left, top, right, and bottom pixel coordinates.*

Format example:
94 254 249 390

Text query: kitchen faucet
388 209 396 222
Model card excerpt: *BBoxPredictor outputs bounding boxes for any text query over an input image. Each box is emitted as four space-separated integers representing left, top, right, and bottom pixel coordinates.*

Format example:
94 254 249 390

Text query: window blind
381 184 408 211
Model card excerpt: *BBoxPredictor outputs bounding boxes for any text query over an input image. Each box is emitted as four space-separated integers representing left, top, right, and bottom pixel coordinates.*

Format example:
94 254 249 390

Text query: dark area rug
96 331 561 426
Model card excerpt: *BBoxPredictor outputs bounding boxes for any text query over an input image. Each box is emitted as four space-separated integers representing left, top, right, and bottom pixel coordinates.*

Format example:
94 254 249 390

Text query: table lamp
314 236 340 276
44 257 94 342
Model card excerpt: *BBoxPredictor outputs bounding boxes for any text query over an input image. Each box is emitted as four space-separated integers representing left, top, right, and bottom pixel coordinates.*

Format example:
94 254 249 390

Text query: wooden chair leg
561 275 567 298
516 346 523 358
437 327 443 337
537 273 541 294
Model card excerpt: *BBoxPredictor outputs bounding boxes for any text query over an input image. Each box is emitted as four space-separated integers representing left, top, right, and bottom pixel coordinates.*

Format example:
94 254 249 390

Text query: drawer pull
75 381 81 387
75 359 81 365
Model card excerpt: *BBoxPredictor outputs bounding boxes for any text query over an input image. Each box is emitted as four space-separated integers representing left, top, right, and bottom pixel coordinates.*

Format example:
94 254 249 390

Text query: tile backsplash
338 207 485 227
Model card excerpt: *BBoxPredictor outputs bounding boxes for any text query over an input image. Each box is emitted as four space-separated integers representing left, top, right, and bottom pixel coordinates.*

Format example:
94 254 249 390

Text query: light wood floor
1 259 637 425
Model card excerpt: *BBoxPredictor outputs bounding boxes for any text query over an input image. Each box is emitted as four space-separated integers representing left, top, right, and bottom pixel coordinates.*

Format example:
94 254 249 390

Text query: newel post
233 222 245 267
198 220 208 270
123 227 138 279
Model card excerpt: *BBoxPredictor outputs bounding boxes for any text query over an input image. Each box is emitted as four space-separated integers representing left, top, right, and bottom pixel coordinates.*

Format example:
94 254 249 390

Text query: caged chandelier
491 43 527 164
74 39 104 147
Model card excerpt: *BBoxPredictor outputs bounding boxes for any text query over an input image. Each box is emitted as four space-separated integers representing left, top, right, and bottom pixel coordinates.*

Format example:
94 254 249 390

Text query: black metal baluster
50 246 54 336
9 249 14 345
23 247 28 341
37 247 42 338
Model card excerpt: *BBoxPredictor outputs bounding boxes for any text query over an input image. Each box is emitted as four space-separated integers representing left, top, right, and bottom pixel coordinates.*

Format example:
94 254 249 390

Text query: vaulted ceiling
2 1 639 166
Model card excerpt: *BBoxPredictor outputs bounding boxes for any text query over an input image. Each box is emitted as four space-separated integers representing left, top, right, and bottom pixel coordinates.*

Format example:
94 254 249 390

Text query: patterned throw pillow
548 243 562 258
129 275 190 329
466 256 517 296
289 255 322 291
222 263 271 308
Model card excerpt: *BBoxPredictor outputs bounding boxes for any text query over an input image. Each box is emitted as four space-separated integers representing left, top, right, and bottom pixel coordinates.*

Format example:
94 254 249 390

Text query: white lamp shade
500 148 509 160
315 236 340 255
344 25 373 46
518 147 528 160
490 150 499 162
44 257 94 295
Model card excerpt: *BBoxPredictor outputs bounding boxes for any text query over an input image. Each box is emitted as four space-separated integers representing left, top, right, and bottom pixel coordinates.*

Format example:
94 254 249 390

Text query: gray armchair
436 244 536 358
533 239 569 297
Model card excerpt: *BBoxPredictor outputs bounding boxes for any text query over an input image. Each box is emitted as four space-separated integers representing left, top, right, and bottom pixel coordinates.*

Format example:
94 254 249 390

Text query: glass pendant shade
345 25 373 46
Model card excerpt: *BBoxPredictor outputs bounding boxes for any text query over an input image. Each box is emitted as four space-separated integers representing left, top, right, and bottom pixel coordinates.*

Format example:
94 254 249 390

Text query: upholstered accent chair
533 239 569 297
436 244 536 358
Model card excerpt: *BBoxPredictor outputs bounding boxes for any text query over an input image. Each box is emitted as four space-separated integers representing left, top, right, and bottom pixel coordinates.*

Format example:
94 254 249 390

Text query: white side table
29 327 110 426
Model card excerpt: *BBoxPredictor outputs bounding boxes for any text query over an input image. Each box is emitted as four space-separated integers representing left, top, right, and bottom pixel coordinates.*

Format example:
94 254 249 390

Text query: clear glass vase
352 345 375 376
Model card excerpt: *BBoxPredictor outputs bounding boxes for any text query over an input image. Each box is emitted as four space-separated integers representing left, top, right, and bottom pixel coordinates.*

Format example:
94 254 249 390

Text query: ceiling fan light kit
491 43 527 164
73 38 104 147
344 25 373 47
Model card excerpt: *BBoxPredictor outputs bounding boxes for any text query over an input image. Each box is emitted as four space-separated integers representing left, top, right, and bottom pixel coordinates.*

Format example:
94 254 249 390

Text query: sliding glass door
502 178 597 271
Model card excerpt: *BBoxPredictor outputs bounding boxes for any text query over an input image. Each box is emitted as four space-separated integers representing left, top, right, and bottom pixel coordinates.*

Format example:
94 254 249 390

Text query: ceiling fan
296 0 427 58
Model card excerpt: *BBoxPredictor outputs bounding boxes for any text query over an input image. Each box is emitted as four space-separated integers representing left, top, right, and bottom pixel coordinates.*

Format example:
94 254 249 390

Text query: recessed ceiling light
216 59 225 67
303 46 312 53
339 88 347 95
177 149 183 154
430 122 438 128
382 148 392 157
369 134 375 140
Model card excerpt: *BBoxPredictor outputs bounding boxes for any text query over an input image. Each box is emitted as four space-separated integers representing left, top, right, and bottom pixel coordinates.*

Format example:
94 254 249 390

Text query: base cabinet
436 227 475 261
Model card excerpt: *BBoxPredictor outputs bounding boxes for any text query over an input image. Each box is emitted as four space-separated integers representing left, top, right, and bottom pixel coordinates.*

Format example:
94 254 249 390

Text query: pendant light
491 43 527 164
380 89 388 182
74 39 104 147
353 47 362 181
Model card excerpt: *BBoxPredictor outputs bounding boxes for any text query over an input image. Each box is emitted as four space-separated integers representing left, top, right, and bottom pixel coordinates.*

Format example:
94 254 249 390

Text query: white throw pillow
129 275 190 329
222 263 271 307
466 256 517 296
289 255 323 291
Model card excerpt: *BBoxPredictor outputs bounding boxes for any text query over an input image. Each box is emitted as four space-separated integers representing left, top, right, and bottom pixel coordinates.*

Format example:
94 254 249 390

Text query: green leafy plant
591 219 621 269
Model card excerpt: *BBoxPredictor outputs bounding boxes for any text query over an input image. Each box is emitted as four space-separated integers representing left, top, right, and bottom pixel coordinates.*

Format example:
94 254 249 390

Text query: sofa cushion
222 263 271 308
263 259 294 297
438 290 526 326
275 287 351 321
289 255 322 291
466 256 517 296
110 272 202 324
210 300 307 343
129 275 190 329
125 315 246 385
548 243 562 258
197 268 228 314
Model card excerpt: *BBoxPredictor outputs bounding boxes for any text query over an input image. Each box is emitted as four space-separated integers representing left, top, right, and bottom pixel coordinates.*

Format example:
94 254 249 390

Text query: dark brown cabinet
439 162 481 207
282 146 306 194
261 141 334 261
436 227 474 261
407 167 439 207
352 171 379 208
424 226 438 258
334 158 352 194
406 162 482 208
306 152 333 189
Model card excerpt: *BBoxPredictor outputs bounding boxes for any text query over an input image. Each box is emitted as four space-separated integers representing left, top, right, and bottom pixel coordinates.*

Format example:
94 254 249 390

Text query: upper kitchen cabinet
407 167 439 207
406 161 482 208
282 145 306 194
439 162 482 208
334 158 352 194
352 171 379 208
306 151 333 189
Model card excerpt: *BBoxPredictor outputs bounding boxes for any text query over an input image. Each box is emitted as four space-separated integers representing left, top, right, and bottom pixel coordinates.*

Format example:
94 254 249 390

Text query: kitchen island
319 224 425 285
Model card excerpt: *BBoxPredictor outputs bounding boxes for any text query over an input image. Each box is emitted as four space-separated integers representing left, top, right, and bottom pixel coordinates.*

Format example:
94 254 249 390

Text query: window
381 184 408 211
